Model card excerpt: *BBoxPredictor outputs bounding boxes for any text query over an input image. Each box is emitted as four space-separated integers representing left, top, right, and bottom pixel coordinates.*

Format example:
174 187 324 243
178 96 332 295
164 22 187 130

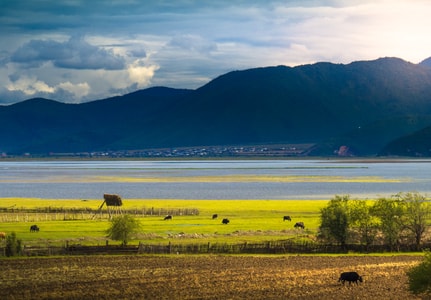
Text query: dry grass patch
0 255 423 299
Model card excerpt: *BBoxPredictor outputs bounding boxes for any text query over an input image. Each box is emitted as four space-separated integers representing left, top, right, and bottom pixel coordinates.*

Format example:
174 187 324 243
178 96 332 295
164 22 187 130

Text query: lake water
0 159 430 200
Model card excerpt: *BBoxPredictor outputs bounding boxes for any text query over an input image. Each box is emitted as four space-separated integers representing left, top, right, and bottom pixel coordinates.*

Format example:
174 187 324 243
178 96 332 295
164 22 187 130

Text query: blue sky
1 0 431 104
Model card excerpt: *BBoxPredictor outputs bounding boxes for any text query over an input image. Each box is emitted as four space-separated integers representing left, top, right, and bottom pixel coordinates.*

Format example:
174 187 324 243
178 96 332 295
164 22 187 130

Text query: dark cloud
0 50 10 66
128 47 147 58
169 35 217 53
8 73 20 82
0 90 25 105
11 36 125 70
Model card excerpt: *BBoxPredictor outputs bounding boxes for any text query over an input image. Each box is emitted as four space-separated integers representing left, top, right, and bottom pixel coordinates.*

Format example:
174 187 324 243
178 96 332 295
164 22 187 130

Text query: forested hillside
2 57 431 157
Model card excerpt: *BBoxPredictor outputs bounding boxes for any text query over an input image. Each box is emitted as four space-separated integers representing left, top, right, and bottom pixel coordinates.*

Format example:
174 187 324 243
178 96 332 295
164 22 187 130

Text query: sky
1 0 431 104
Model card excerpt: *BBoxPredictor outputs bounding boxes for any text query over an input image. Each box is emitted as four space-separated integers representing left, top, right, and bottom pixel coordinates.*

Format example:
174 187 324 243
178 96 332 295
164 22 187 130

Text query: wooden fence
2 240 429 257
0 207 199 222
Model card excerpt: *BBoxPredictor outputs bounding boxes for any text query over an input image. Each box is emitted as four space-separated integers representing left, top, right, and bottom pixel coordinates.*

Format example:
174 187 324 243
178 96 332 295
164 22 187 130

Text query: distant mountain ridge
2 56 431 156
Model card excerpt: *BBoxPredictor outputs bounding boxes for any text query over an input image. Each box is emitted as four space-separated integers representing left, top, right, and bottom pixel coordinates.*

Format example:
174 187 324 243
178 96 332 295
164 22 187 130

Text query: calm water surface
0 159 430 200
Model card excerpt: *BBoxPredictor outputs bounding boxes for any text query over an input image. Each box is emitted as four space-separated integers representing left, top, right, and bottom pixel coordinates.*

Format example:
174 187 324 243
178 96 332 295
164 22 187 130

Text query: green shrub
106 215 142 246
407 250 431 295
5 232 22 257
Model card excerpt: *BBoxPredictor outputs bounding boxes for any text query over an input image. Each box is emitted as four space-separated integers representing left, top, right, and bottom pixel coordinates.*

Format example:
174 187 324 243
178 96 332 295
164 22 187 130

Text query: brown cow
30 225 40 232
294 222 305 229
0 232 6 240
338 272 363 285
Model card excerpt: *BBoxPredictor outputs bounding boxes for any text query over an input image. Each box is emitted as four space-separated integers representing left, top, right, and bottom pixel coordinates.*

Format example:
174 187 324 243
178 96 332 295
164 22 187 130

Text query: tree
349 200 379 250
5 232 22 257
395 192 430 250
106 215 141 246
372 197 404 251
319 195 351 248
407 250 431 295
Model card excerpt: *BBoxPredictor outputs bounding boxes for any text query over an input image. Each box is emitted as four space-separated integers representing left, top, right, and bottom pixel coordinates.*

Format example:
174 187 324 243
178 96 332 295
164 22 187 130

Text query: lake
0 159 430 200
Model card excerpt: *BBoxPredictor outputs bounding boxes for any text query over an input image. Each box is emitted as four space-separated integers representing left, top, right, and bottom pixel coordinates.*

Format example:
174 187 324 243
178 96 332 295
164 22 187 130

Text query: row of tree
319 192 431 251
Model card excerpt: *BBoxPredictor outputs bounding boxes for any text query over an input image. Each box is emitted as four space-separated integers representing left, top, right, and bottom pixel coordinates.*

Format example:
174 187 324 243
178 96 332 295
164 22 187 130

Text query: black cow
338 272 363 285
294 222 305 229
283 216 291 221
212 214 218 219
222 218 230 224
30 225 39 232
164 215 172 220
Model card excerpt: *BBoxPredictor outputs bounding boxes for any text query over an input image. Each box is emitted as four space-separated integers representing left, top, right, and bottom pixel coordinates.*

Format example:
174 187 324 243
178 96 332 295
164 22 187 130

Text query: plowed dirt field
0 255 423 299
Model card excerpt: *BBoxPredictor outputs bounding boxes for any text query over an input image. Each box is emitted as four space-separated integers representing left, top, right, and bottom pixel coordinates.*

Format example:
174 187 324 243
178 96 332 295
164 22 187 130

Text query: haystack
93 194 123 219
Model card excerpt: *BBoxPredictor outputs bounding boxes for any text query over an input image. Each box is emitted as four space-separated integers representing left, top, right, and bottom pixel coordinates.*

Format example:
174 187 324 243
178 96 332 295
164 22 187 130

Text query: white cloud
6 74 92 102
272 1 431 64
57 82 90 99
7 75 55 95
128 60 160 88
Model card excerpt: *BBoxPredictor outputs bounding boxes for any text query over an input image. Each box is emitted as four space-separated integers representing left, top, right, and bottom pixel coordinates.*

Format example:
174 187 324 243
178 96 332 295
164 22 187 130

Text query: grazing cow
338 272 363 285
0 232 6 239
222 218 230 224
30 225 40 232
164 215 173 220
283 216 291 221
294 222 305 229
212 214 218 219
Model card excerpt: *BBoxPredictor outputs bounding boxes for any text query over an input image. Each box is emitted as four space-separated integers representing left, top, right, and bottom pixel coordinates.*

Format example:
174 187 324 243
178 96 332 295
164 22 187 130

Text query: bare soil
0 255 423 299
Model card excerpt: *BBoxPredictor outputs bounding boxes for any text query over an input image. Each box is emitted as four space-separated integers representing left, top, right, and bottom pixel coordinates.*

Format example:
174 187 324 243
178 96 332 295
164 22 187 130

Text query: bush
5 232 22 257
407 250 431 295
106 215 141 246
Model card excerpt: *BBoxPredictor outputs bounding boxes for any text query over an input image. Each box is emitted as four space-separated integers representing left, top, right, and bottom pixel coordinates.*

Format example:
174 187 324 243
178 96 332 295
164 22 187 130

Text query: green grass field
0 198 328 246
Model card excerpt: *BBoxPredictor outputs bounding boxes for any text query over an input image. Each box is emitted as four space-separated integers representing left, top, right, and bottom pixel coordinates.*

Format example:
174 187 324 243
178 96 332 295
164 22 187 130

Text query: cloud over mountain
2 1 431 104
2 57 431 157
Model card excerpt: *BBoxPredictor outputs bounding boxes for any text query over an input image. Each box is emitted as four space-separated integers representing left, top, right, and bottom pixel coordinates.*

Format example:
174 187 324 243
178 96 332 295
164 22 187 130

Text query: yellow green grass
0 198 329 246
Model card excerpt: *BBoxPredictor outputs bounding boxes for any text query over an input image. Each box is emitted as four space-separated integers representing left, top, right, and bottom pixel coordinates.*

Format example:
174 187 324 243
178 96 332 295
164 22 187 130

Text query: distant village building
336 145 353 156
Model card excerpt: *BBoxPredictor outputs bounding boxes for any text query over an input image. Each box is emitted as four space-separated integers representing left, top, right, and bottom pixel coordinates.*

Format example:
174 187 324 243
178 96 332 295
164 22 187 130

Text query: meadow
0 192 427 299
0 198 327 246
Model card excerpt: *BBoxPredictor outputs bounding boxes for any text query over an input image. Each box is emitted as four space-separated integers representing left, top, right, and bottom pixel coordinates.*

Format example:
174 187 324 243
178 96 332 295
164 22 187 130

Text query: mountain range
2 56 431 157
